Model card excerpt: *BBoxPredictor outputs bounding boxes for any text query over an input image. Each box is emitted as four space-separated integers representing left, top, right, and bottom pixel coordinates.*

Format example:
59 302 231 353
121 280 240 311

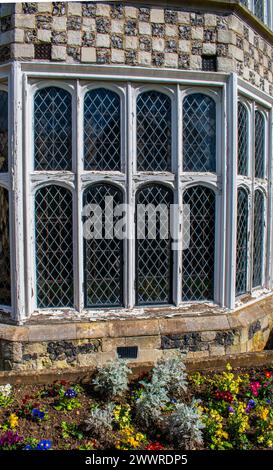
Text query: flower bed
0 357 273 450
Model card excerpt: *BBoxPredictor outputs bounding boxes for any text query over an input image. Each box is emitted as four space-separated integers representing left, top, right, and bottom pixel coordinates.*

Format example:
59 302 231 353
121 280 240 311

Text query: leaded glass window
84 88 121 171
254 0 264 21
0 187 11 306
238 102 248 176
0 91 8 173
136 184 173 305
83 184 123 307
183 93 216 172
253 190 265 288
34 87 72 171
236 188 248 296
255 111 265 179
137 91 172 171
182 186 215 301
35 185 73 308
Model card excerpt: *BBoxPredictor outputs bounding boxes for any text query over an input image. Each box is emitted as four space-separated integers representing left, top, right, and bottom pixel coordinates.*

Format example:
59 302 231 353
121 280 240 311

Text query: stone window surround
242 0 273 29
0 62 272 324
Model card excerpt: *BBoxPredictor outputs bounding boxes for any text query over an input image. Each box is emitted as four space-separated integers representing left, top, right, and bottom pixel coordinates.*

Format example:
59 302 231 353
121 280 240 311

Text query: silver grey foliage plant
165 399 205 450
92 358 132 399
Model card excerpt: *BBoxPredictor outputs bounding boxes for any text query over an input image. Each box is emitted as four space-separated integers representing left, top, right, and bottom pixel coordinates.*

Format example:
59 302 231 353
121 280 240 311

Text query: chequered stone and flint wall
0 2 272 94
0 295 272 371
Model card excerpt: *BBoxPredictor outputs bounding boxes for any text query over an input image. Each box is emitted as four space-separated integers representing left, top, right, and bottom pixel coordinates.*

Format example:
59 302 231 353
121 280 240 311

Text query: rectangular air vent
202 55 217 72
117 346 138 359
35 43 52 60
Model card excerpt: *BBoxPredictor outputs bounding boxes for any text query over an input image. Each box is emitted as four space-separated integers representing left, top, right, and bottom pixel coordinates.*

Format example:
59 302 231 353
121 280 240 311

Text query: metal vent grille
35 43 52 60
183 93 216 172
117 346 138 359
182 186 215 301
202 55 217 72
236 188 248 296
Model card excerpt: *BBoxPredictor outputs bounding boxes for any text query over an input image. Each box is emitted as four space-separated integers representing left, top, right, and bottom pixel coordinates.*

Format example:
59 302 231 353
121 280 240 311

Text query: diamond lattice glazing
235 188 248 296
84 89 121 171
255 110 265 179
183 93 216 172
182 186 215 301
0 187 11 306
137 91 172 171
0 91 8 173
136 184 173 305
35 185 74 308
252 190 265 288
83 184 123 307
34 87 72 171
238 102 248 176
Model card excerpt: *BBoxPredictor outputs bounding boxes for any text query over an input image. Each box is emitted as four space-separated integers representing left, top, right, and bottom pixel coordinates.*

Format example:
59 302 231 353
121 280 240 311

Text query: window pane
183 93 216 172
34 87 72 171
238 102 248 176
0 91 8 173
253 190 265 288
255 111 265 179
84 89 121 171
0 187 11 306
254 0 264 21
35 185 73 308
136 184 173 305
236 188 248 296
83 184 123 307
182 186 215 301
137 91 172 171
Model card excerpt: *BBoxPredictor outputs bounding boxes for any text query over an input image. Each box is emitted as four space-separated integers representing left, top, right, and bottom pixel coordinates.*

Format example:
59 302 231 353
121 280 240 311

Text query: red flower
146 442 165 451
265 371 272 379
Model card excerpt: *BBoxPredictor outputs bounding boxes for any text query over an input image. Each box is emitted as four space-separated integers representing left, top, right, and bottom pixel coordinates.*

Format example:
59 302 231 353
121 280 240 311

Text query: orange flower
265 371 271 379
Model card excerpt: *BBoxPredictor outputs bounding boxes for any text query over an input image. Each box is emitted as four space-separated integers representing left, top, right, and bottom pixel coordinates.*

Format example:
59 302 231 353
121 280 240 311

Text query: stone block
177 12 190 24
165 52 178 67
201 331 216 342
51 45 66 61
15 14 36 29
209 345 225 356
96 4 111 17
109 319 159 338
37 2 52 13
150 8 164 24
217 57 236 72
125 36 138 50
102 337 126 353
124 6 138 19
178 40 191 54
138 51 152 65
52 16 67 31
191 27 204 40
111 49 125 63
67 30 81 46
111 19 124 34
152 37 165 52
14 29 25 43
139 22 151 35
125 335 161 350
37 29 51 42
23 342 47 356
67 2 82 16
228 44 244 62
81 46 97 63
11 43 34 59
82 18 96 31
203 43 216 55
185 350 210 359
204 14 217 27
165 25 178 37
96 34 110 48
217 30 236 44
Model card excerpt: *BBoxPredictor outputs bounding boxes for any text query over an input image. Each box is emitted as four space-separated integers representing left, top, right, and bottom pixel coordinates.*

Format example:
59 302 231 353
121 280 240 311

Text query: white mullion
127 82 134 308
175 84 183 306
74 79 82 312
248 102 256 293
268 109 273 289
9 62 26 322
225 73 238 309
